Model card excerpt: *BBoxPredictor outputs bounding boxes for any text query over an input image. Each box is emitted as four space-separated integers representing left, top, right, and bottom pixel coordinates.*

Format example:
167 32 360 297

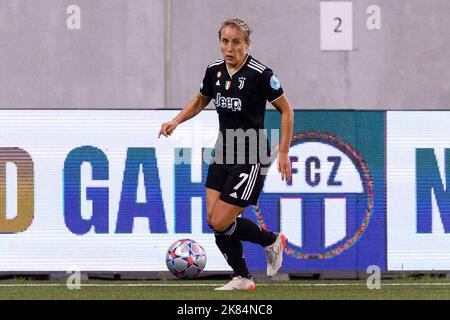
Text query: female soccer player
159 17 294 290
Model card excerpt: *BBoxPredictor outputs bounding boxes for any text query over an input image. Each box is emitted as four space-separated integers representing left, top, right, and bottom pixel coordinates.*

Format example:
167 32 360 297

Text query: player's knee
206 212 213 228
210 216 229 233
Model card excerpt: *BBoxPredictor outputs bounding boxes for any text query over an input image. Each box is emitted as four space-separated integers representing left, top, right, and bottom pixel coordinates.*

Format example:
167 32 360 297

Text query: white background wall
1 0 449 110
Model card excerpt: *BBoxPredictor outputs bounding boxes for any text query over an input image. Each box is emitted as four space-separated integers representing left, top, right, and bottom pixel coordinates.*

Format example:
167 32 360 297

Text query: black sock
229 217 277 247
214 234 251 279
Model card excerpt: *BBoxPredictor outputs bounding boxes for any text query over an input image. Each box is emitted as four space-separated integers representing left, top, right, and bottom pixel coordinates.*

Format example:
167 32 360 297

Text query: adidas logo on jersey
216 80 220 86
229 192 238 199
214 93 242 112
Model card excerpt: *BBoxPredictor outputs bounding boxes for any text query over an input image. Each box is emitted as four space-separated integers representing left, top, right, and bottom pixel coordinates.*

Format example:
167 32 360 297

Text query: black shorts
205 163 267 208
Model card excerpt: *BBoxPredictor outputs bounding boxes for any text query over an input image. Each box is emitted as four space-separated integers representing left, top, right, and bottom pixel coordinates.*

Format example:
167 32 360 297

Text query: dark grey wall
1 0 449 109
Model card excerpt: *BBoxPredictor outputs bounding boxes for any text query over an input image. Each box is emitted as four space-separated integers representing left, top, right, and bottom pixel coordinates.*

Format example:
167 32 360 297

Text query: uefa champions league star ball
165 239 207 279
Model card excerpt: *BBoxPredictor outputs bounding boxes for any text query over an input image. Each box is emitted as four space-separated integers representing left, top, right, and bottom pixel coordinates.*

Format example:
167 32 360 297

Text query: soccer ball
165 239 207 279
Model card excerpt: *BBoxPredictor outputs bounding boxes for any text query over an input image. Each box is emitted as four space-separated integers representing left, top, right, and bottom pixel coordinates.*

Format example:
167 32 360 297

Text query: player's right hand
158 120 179 138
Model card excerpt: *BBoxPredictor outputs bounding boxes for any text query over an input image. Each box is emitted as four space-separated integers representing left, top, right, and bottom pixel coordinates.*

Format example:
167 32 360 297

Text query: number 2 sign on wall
320 1 353 51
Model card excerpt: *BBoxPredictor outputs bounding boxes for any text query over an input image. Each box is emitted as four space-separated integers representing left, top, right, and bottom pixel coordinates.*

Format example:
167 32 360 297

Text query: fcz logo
259 131 374 259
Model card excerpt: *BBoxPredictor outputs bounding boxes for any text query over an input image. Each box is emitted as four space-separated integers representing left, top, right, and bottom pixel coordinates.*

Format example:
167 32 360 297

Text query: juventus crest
238 77 246 90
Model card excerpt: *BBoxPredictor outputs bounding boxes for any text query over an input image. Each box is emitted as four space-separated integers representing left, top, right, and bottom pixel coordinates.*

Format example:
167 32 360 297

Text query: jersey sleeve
262 69 284 103
199 67 214 98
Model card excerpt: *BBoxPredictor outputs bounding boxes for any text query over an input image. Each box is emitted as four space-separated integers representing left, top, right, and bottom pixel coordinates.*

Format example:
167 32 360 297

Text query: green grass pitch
1 278 450 300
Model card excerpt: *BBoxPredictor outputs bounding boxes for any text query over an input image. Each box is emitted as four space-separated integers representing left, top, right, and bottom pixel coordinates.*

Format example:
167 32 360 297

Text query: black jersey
199 54 284 166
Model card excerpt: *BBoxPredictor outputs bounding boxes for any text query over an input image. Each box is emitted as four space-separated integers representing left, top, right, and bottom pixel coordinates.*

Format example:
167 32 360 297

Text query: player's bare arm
158 94 211 138
272 95 294 182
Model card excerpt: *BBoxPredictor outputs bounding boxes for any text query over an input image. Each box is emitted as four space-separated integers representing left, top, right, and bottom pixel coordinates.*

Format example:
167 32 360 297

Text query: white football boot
264 233 287 277
214 276 256 291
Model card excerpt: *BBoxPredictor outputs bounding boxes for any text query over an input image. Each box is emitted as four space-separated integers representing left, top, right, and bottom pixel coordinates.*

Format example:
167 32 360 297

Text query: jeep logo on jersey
214 93 242 112
258 131 374 259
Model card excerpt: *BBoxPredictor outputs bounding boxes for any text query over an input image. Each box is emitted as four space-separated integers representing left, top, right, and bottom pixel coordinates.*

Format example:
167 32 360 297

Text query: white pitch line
267 283 450 287
0 283 450 288
0 284 63 287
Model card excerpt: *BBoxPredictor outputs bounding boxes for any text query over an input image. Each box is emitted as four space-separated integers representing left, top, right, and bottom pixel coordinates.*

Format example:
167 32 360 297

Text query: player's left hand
278 152 291 182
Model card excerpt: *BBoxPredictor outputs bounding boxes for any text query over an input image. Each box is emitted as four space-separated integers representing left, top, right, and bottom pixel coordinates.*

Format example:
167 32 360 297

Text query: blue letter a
116 148 167 233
